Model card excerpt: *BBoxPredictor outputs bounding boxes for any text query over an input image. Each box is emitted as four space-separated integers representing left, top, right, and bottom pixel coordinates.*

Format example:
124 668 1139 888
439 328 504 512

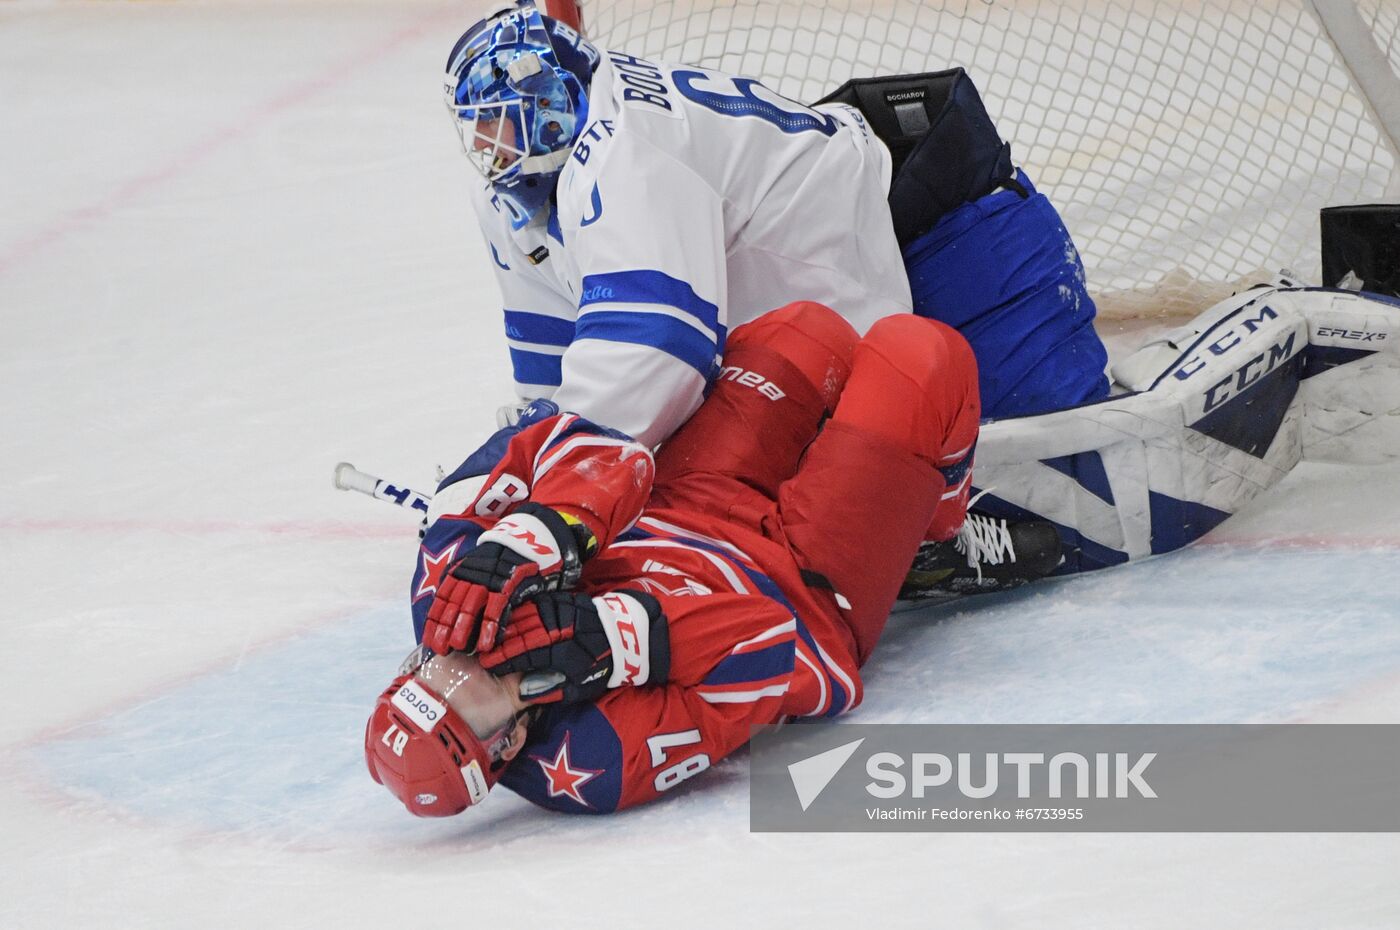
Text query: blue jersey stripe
509 346 564 386
794 621 848 718
938 437 977 488
579 270 725 347
618 525 849 717
575 309 719 379
702 640 796 687
504 310 575 347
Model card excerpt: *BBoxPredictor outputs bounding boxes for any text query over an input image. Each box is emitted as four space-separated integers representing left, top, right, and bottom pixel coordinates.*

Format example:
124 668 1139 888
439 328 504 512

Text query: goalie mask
444 1 599 227
365 646 528 817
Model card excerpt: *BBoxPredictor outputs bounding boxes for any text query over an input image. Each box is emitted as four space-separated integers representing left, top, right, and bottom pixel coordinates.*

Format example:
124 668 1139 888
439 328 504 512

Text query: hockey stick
333 462 432 517
332 461 565 695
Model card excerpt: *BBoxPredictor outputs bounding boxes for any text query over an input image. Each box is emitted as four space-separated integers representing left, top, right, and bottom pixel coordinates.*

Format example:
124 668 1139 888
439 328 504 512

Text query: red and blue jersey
408 412 864 813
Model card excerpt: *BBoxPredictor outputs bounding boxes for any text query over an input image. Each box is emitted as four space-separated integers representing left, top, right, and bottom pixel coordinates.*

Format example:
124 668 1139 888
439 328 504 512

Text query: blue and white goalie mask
444 2 597 225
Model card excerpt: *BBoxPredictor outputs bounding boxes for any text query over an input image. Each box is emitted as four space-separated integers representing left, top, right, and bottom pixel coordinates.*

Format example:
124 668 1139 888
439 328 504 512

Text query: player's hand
423 503 594 655
480 590 670 704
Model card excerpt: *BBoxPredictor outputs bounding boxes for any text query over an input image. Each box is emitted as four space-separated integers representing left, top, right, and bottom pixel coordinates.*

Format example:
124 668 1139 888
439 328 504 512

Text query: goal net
551 0 1400 317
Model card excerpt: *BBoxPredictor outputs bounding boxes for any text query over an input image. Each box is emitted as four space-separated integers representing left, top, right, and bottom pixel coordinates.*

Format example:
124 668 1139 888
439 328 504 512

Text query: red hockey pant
653 302 980 664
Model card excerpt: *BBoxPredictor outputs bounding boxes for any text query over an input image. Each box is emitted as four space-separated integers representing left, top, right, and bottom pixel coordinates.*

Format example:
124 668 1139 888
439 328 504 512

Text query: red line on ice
0 2 460 277
0 516 411 540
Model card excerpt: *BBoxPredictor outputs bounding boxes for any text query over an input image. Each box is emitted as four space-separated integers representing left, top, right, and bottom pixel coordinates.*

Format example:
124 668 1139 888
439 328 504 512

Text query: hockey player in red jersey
367 302 986 815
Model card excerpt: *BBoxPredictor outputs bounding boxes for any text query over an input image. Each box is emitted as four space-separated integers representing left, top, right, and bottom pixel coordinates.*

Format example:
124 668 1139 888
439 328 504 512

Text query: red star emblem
532 733 601 808
413 540 461 603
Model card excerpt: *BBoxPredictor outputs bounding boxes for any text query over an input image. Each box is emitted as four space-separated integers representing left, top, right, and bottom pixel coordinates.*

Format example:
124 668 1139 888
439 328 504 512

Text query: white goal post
545 0 1400 318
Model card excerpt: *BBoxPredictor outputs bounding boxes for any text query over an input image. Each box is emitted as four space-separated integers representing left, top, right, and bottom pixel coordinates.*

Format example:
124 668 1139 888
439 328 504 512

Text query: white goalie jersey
471 49 913 447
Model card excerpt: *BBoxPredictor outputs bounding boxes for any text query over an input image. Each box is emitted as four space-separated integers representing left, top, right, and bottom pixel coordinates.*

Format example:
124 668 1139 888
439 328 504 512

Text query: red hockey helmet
365 646 525 817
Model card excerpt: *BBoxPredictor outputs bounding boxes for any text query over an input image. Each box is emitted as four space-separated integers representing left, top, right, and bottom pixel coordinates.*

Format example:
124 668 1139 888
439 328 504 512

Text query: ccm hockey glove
423 503 596 655
480 590 671 704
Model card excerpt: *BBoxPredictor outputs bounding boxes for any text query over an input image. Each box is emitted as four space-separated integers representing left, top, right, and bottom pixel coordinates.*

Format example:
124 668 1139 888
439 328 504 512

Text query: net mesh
1360 0 1400 76
577 0 1400 317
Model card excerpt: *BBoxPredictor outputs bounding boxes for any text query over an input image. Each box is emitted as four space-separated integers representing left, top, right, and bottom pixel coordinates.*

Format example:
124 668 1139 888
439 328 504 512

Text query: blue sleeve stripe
702 641 796 687
509 347 564 387
938 437 976 488
579 270 725 347
795 621 849 718
504 310 575 348
575 309 719 379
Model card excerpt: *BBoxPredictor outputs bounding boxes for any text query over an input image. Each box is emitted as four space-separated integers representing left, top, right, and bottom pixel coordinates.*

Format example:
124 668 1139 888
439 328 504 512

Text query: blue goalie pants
902 170 1110 419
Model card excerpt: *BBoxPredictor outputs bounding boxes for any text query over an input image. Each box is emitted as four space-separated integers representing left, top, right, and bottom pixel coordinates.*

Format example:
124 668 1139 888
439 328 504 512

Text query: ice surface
3 3 1399 928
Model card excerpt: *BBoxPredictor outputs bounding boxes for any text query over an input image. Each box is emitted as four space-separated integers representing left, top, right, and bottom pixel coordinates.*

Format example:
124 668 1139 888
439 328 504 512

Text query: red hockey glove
423 503 596 655
480 590 670 704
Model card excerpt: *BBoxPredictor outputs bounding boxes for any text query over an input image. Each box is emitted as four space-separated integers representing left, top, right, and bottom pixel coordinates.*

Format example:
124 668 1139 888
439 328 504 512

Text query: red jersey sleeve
410 414 654 639
477 413 656 547
498 590 802 813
